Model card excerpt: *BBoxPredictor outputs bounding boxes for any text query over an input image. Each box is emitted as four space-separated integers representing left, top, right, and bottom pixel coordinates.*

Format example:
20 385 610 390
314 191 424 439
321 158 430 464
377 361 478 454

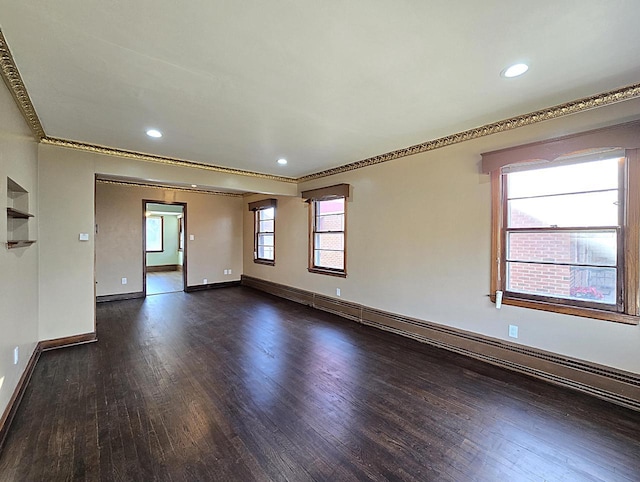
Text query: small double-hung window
483 121 640 324
249 199 277 265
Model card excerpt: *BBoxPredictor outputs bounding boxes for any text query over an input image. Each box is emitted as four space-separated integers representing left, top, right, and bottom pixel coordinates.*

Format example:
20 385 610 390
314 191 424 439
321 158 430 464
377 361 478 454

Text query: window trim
308 197 347 277
145 215 164 253
178 215 184 252
488 147 640 325
249 199 277 266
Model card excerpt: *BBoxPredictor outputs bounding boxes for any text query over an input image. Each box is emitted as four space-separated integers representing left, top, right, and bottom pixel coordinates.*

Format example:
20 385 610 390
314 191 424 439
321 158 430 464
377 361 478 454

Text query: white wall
244 98 640 375
0 79 39 418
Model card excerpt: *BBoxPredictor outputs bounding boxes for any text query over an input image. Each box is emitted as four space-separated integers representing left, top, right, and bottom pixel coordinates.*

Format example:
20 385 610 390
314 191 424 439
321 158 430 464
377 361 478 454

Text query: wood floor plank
1 286 640 481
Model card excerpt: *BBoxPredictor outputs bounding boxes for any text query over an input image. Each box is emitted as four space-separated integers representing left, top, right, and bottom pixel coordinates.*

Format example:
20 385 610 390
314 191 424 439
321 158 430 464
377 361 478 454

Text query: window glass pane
507 231 617 266
259 220 274 233
258 246 274 260
508 190 618 228
146 217 162 251
258 234 274 247
259 207 275 221
316 214 344 231
507 262 616 305
314 233 344 250
317 198 344 215
508 157 619 198
314 250 344 270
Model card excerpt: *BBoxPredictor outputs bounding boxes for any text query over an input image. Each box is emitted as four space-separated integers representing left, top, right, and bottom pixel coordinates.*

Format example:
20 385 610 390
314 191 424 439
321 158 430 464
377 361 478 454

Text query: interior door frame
142 199 188 296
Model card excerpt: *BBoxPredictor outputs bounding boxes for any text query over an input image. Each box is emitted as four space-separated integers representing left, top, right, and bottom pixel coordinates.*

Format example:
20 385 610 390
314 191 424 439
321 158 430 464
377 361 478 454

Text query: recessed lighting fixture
146 129 163 138
277 158 288 165
502 63 529 78
191 184 197 188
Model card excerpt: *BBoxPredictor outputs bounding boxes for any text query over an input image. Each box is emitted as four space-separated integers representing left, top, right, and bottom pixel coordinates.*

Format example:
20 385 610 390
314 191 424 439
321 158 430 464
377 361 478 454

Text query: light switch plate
79 233 89 241
189 234 195 241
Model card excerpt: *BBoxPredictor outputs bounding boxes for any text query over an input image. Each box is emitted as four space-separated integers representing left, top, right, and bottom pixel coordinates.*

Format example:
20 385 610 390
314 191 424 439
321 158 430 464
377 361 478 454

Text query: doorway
143 201 187 295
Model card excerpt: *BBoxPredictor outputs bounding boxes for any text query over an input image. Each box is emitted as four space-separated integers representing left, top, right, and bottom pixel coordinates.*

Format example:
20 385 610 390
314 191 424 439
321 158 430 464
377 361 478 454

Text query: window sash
490 148 640 324
254 207 275 263
501 157 624 311
146 216 163 252
310 198 346 275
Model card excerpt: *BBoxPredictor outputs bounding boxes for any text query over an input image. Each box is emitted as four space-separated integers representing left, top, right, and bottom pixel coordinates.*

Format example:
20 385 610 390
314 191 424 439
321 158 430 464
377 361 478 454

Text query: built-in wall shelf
6 177 35 249
7 240 36 249
7 207 34 219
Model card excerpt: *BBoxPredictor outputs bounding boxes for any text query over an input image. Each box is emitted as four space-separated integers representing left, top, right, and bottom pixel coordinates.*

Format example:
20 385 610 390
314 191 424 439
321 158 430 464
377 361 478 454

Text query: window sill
490 294 639 325
254 259 275 266
308 267 347 278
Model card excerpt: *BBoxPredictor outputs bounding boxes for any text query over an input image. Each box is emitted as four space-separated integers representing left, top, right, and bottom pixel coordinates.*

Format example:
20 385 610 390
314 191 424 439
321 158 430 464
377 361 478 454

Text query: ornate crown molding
297 83 640 182
42 137 296 183
96 178 243 197
0 30 45 139
3 26 640 185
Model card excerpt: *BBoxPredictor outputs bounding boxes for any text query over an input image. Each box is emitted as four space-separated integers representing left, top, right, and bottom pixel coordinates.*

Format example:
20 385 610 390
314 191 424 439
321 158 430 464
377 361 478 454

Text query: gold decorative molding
43 137 297 183
0 30 45 139
3 26 640 184
297 83 640 182
96 178 243 197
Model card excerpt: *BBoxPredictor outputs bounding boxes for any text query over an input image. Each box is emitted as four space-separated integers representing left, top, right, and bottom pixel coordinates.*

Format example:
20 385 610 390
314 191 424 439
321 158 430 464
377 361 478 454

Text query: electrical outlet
336 288 341 297
508 324 519 339
203 278 208 284
223 269 228 275
121 277 127 285
228 269 232 275
14 346 19 365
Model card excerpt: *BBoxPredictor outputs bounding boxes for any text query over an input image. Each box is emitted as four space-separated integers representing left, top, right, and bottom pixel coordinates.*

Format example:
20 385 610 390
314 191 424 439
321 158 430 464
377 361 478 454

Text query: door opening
143 201 187 295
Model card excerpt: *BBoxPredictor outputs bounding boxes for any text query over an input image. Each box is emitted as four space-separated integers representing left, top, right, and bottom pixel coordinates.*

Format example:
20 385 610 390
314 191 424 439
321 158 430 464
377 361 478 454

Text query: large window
302 184 349 277
146 216 163 252
504 156 622 309
255 206 275 264
483 121 640 324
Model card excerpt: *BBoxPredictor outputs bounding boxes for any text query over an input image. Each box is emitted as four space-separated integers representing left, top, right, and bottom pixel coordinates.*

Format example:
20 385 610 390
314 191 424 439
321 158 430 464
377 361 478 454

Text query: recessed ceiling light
146 129 162 138
502 63 529 78
277 158 288 165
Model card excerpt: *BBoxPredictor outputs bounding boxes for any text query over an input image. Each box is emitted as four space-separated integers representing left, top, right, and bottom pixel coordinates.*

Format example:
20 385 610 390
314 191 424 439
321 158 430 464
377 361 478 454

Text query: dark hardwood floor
1 287 639 481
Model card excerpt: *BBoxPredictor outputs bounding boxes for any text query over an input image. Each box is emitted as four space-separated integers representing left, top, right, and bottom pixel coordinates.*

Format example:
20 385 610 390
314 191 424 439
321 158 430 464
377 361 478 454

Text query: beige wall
244 98 640 375
37 143 271 341
38 148 96 340
95 183 242 295
0 80 39 418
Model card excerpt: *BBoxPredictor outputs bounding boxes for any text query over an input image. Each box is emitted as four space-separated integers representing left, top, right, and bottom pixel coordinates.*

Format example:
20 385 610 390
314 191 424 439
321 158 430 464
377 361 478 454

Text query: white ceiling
1 1 640 178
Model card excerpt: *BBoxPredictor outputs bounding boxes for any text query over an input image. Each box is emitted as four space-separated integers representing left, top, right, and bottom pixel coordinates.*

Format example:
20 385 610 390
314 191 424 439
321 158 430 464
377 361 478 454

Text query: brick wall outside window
507 208 616 302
